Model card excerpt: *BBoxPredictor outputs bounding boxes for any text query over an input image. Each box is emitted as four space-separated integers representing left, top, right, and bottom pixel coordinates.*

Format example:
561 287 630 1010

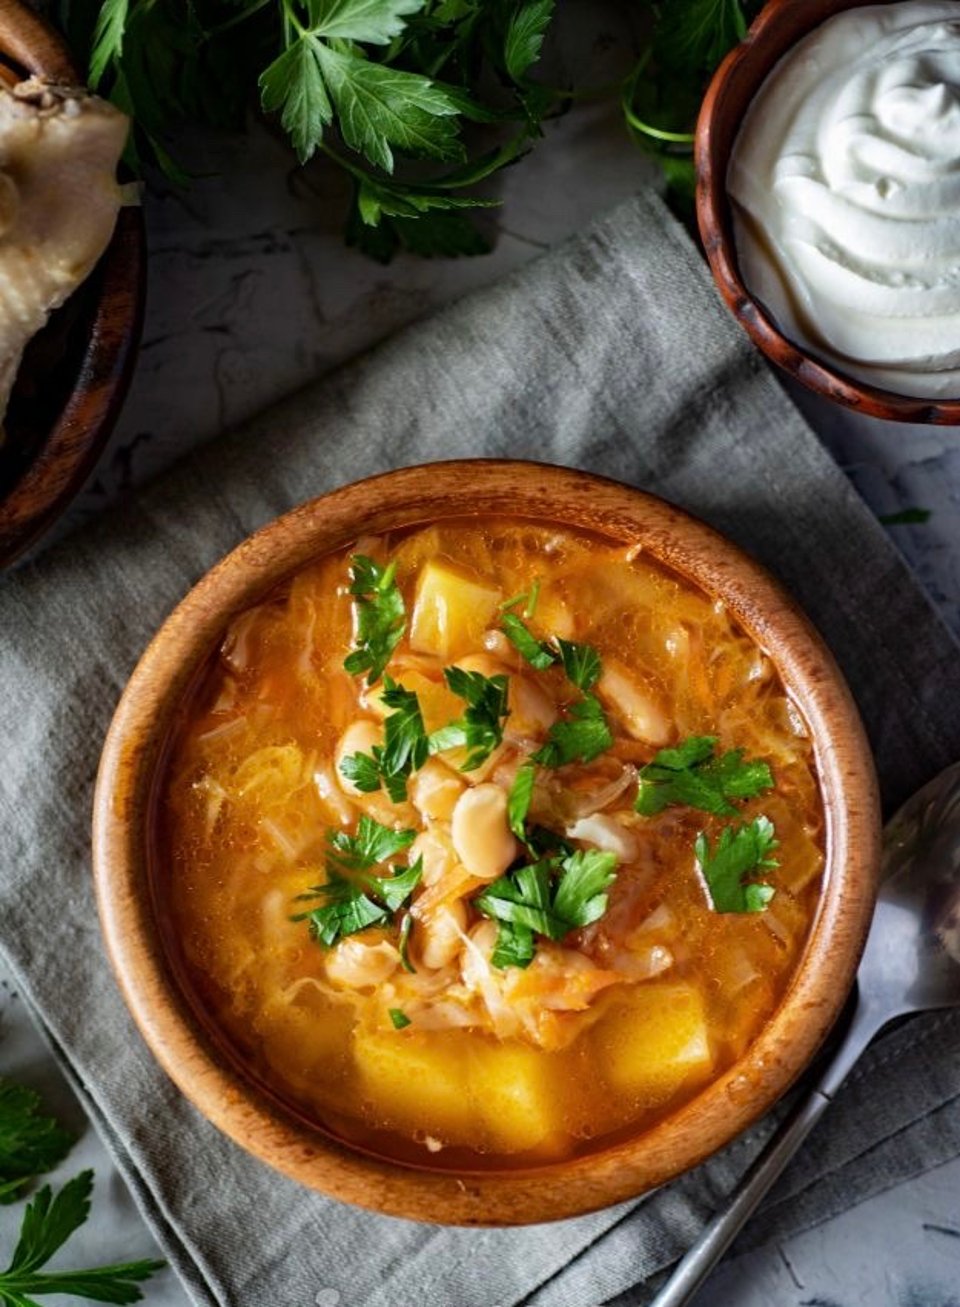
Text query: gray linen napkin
3 187 960 1307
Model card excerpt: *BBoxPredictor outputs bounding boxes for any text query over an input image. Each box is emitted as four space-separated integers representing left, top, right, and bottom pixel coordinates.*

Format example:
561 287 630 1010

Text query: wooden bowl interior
695 0 960 424
93 462 881 1225
0 0 144 564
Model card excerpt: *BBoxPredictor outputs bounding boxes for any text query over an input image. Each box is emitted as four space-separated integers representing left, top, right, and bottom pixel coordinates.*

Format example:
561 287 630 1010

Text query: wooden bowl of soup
93 461 880 1224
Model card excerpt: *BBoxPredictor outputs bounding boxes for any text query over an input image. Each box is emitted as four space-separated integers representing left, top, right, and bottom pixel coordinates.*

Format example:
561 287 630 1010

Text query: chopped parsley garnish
635 736 774 817
328 815 416 869
476 848 618 969
502 579 541 619
878 507 931 526
532 694 613 767
343 554 406 687
501 613 556 670
398 912 416 973
388 1008 412 1030
507 761 536 841
294 819 423 946
695 816 779 914
555 638 601 692
0 1080 74 1204
428 667 510 770
339 676 428 801
0 1170 164 1302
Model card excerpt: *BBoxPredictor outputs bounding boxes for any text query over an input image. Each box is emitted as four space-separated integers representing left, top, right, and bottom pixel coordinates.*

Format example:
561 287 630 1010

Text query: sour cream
728 2 960 398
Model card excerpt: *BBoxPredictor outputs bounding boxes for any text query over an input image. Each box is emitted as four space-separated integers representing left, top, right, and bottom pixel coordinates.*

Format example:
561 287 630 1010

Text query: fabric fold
2 186 960 1307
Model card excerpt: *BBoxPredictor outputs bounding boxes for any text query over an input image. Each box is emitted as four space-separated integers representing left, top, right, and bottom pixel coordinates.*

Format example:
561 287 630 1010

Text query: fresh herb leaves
555 638 601 693
507 761 536 841
476 848 618 969
635 736 774 817
0 1170 164 1303
501 613 555 670
328 815 416 869
428 667 509 770
340 676 428 801
343 554 406 687
532 695 613 767
879 507 932 526
0 1082 74 1205
388 1008 412 1029
695 816 779 913
294 817 422 946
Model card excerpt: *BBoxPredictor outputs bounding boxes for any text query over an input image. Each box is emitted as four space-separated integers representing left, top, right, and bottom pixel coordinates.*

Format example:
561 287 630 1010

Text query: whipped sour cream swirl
729 1 960 398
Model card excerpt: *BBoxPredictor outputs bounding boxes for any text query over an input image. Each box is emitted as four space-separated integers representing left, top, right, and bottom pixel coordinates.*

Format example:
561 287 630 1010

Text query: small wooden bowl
0 0 145 565
695 0 960 425
93 461 881 1225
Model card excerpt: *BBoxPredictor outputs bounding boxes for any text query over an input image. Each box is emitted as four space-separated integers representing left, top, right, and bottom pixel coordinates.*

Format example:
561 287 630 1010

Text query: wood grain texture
695 0 960 426
0 0 145 566
92 462 882 1226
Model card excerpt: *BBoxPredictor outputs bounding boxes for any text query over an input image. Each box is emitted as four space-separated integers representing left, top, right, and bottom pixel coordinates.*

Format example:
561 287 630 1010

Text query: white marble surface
4 84 960 1307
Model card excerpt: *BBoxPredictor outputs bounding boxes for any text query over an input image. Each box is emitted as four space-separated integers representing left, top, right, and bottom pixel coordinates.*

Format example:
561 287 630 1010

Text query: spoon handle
648 999 884 1307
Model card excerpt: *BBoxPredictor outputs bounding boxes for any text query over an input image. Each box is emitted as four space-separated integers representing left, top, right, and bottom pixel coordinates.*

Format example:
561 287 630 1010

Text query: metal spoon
651 761 960 1307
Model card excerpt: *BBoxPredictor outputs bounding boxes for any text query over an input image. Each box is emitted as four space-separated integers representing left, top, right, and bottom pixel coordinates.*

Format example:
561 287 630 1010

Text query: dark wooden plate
0 0 145 565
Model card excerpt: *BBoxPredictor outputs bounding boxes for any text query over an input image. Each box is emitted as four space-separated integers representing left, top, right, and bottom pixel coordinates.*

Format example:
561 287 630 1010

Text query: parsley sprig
62 0 760 258
475 848 618 969
0 1170 164 1304
427 667 510 770
696 815 779 913
635 735 774 817
343 554 406 687
0 1082 74 1206
339 676 428 801
294 817 422 945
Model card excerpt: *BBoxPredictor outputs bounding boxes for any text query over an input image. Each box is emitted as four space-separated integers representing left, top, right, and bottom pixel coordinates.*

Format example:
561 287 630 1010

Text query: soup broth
161 518 824 1167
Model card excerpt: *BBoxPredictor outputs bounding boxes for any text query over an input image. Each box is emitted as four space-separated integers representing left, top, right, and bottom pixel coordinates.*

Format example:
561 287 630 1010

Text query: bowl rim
92 459 881 1226
0 0 146 566
694 0 960 426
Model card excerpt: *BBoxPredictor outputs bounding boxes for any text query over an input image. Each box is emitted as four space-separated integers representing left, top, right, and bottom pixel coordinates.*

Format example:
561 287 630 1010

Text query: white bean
451 783 518 881
509 676 558 734
335 720 381 796
408 827 458 887
597 662 672 746
326 938 399 988
419 899 468 970
409 757 465 822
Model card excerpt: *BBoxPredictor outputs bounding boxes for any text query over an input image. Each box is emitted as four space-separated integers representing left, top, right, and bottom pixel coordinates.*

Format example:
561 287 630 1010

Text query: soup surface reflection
161 518 825 1167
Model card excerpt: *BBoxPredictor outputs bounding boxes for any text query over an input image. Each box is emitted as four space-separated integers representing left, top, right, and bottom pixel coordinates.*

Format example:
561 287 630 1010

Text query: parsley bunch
57 0 761 258
0 1077 164 1303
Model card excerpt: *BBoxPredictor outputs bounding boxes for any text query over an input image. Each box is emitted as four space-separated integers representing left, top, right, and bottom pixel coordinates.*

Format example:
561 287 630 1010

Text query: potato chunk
353 1028 470 1137
593 984 713 1102
410 562 502 658
471 1041 563 1154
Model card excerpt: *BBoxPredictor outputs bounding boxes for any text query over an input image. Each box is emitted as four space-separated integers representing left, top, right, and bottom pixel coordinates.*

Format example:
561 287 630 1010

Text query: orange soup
160 518 824 1167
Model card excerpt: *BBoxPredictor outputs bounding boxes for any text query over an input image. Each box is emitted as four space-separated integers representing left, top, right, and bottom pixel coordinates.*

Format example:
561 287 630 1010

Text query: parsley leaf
555 638 601 692
428 667 509 769
388 1008 412 1029
0 1170 164 1301
504 0 555 83
343 554 406 687
318 49 465 172
293 854 423 946
507 761 536 841
0 1082 74 1205
879 507 931 526
532 694 613 767
259 36 332 164
307 0 425 45
695 816 779 913
501 613 556 670
87 0 128 88
339 676 428 801
635 736 774 817
475 848 618 968
398 911 416 972
327 815 415 869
